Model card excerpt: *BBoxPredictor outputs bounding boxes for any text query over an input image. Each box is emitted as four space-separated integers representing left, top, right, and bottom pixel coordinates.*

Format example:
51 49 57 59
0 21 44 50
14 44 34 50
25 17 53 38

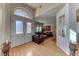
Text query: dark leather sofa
32 32 44 44
45 32 53 37
32 32 53 44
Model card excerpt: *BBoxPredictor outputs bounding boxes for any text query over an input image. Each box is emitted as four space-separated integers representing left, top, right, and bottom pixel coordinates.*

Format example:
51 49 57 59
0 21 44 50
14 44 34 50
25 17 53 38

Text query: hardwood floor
9 38 67 56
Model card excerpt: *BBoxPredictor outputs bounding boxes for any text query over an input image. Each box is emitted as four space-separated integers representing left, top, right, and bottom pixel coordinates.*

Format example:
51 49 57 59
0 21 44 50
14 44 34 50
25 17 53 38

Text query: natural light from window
14 9 30 18
27 22 31 33
36 26 42 32
16 20 23 34
70 29 77 44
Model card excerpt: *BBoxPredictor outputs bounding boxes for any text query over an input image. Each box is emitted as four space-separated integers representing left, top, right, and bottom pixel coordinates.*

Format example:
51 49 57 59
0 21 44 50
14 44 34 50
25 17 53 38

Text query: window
27 22 31 33
70 29 77 44
16 20 23 34
36 26 39 32
14 9 30 18
39 26 42 32
36 26 42 32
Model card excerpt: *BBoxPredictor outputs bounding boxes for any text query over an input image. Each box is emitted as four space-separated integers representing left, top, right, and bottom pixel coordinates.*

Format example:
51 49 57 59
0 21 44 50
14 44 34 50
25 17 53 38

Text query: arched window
14 9 32 19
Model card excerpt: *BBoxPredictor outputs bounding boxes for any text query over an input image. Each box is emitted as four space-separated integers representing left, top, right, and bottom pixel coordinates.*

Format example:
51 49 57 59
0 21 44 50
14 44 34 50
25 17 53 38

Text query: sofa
32 32 44 44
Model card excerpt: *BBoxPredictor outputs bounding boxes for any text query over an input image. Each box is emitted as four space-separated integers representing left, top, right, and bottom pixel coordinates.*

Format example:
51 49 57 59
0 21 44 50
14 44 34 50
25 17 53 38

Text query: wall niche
58 15 66 37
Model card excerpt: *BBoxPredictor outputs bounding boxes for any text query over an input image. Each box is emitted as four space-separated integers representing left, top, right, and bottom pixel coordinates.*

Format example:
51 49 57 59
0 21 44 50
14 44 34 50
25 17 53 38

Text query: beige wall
0 4 7 48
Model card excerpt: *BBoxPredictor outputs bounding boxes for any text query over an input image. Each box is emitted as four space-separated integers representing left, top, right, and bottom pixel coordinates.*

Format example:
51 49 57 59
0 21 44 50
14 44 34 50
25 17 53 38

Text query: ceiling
36 4 65 19
27 3 59 9
26 3 65 25
27 3 65 19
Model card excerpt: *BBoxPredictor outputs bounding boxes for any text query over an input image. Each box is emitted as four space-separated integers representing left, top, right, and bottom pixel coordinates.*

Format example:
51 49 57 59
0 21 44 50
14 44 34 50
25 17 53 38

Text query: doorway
11 15 32 47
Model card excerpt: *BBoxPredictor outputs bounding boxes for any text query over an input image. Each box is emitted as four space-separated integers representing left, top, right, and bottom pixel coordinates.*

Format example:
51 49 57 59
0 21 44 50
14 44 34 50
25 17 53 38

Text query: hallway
10 38 67 56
